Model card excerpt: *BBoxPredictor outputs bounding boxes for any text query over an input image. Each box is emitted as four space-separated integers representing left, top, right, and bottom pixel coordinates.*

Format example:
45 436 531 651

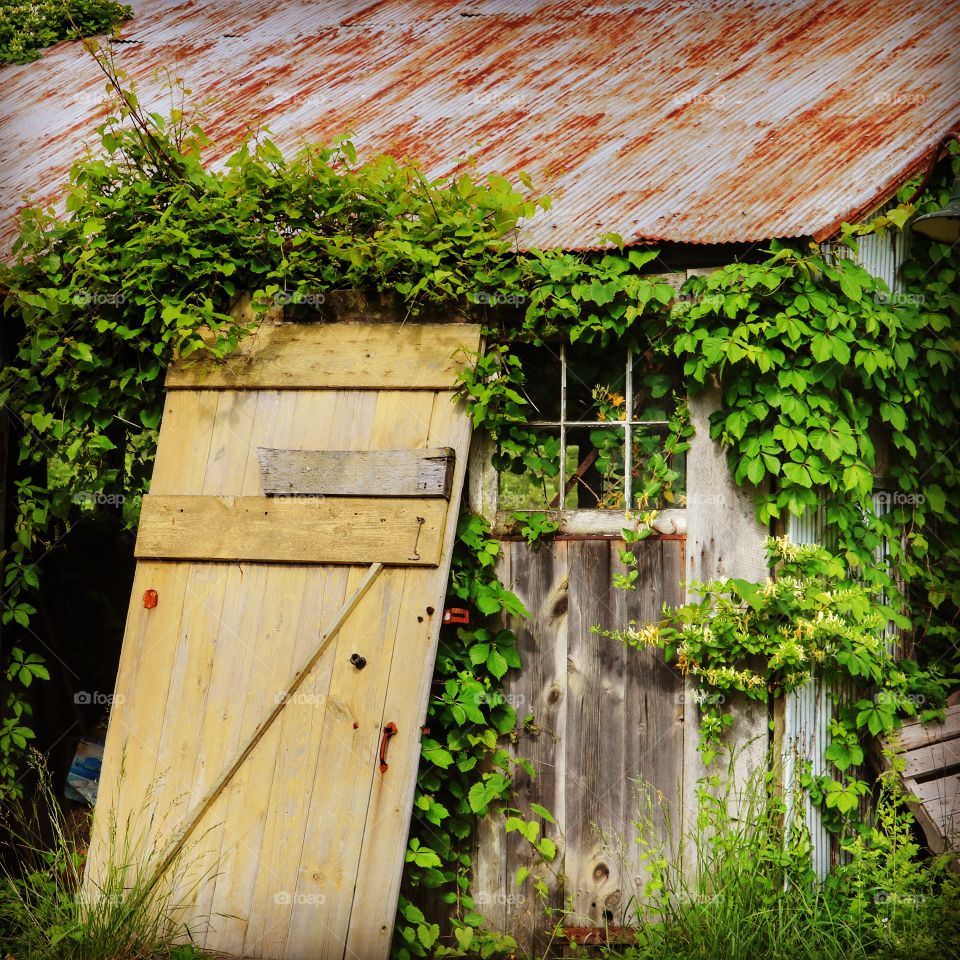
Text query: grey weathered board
257 446 455 498
471 536 685 954
879 702 960 862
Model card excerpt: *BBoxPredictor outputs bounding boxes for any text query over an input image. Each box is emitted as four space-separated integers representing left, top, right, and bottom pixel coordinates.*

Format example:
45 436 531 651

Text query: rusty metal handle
378 722 398 773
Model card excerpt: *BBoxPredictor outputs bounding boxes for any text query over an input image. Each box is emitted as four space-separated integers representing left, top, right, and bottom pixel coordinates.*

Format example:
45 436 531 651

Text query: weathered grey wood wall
473 535 685 953
682 385 770 826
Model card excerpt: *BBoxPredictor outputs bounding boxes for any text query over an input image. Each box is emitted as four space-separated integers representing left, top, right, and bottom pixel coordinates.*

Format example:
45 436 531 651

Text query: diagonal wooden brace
141 561 385 892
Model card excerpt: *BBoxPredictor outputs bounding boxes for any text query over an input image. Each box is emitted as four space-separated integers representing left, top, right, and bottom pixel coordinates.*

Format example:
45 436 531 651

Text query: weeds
0 753 214 960
554 760 960 960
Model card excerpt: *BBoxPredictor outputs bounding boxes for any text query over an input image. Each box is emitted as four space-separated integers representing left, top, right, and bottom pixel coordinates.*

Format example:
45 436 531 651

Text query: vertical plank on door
205 390 353 954
287 390 436 957
346 390 473 960
86 561 190 890
619 540 685 912
565 540 629 927
501 539 569 956
241 388 357 957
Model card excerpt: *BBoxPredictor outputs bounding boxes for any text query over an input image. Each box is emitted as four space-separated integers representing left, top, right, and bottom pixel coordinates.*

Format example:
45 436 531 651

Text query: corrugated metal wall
784 216 903 877
784 507 834 878
785 495 896 877
822 201 905 293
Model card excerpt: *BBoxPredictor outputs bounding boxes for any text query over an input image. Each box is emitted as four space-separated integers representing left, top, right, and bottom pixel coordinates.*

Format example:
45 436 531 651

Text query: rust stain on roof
1 0 958 253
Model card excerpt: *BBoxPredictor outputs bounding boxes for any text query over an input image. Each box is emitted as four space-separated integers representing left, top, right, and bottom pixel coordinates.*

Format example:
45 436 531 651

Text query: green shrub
570 764 959 960
0 0 132 65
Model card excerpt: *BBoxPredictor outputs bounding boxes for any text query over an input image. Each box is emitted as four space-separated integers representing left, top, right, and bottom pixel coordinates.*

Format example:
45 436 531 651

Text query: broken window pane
565 341 629 423
510 342 562 422
631 423 687 509
494 341 685 512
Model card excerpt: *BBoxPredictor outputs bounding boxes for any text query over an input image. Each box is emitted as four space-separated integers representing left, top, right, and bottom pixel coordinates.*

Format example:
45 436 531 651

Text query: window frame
468 342 688 537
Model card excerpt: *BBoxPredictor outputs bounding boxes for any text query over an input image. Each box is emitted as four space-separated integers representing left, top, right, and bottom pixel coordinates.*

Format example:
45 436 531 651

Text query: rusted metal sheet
1 0 958 253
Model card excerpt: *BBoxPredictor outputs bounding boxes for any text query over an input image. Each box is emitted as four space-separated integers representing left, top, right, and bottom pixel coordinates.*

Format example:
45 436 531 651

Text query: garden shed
1 1 959 959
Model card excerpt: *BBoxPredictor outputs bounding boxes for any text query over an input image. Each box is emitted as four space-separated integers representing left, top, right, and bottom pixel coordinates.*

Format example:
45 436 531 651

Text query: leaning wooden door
87 321 480 960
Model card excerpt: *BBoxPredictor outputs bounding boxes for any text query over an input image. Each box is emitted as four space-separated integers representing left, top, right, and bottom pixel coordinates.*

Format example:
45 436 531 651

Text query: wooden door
472 536 686 953
86 321 480 960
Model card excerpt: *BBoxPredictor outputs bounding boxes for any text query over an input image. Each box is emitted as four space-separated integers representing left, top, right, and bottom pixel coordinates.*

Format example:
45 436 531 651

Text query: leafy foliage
670 178 960 656
583 767 960 960
600 538 951 830
0 72 545 953
0 0 132 64
395 513 563 958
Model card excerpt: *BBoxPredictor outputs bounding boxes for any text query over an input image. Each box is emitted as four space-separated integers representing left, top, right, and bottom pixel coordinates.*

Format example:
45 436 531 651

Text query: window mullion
560 343 567 509
625 348 633 511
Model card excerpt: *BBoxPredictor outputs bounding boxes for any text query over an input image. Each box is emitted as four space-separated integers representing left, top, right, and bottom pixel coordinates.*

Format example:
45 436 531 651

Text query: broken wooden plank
257 446 455 498
894 704 960 751
876 705 960 867
903 738 960 781
906 775 960 855
135 495 445 566
165 322 479 390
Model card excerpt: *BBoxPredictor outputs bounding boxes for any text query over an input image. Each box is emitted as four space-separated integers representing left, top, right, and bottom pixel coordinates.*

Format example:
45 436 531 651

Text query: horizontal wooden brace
135 495 446 566
258 447 455 498
165 322 481 390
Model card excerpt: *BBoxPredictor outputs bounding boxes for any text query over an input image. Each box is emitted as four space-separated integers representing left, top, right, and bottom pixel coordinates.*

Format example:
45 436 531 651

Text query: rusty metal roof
1 0 958 253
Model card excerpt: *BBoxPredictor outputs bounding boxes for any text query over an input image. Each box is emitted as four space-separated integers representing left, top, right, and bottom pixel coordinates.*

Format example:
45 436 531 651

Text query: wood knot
593 862 609 882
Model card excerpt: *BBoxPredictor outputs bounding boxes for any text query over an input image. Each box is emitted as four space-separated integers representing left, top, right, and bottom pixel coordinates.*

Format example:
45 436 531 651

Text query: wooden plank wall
471 536 685 954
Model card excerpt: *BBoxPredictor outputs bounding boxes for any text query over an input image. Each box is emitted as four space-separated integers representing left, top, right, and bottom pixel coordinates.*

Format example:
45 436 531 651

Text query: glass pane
510 343 562 422
631 424 687 509
565 341 629 423
631 356 678 422
497 429 566 509
566 425 626 509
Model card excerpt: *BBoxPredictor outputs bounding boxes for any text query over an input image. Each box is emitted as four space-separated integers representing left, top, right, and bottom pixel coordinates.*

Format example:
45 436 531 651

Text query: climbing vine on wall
597 536 952 827
1 61 958 952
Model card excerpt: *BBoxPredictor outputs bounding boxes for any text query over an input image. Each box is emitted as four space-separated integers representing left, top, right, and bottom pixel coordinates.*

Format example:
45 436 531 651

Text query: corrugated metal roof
1 0 958 252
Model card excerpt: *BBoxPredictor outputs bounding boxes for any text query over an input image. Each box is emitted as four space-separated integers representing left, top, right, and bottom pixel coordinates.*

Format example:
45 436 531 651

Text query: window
497 341 686 512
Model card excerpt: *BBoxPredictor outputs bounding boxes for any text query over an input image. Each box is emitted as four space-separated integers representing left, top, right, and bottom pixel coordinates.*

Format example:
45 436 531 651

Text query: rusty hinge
442 607 470 625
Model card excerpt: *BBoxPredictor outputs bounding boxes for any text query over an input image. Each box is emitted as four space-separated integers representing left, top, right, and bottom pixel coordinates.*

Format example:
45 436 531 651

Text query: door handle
378 722 398 773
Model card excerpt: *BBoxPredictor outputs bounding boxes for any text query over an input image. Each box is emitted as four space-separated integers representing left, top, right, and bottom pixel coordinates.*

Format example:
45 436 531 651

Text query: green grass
0 754 216 960
568 764 960 960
